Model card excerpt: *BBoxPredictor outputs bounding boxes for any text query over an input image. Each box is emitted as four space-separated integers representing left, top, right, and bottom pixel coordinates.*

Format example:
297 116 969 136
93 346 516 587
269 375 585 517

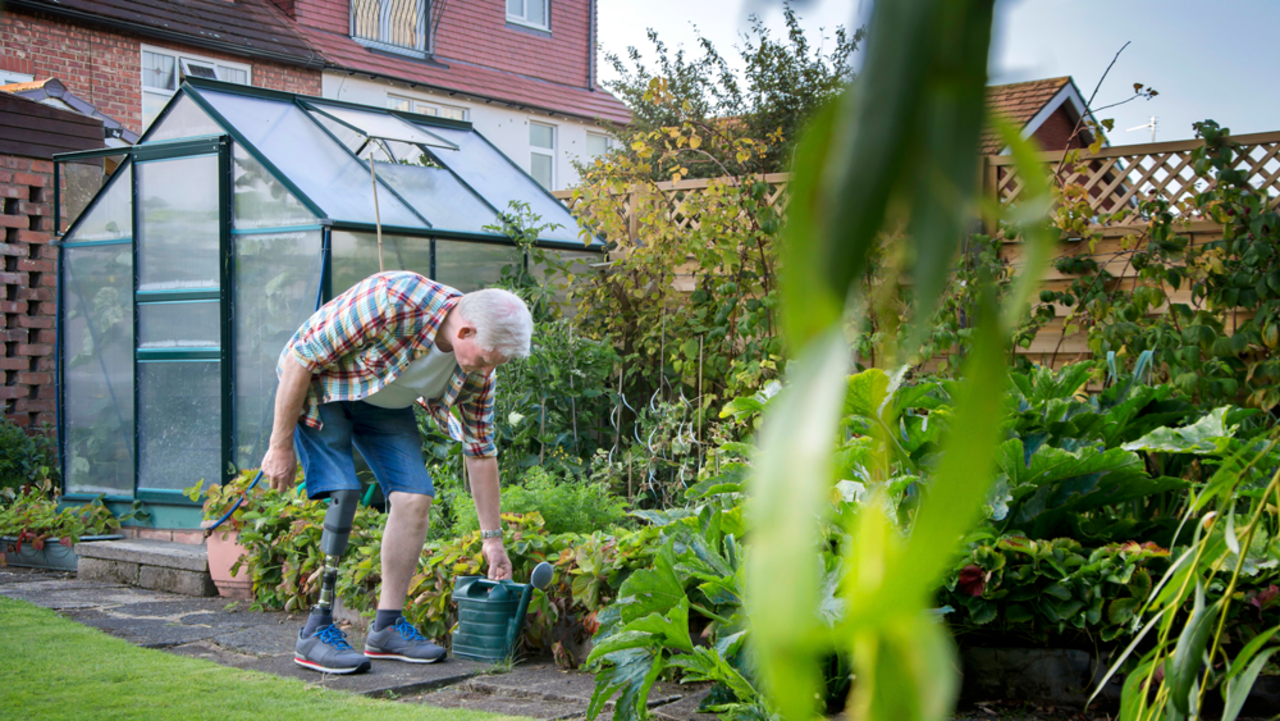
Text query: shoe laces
393 617 427 642
315 624 354 651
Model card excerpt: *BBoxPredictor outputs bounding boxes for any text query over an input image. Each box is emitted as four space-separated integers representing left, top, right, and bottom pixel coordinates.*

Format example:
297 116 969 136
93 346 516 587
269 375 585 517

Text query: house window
530 122 555 189
506 0 549 31
387 93 468 121
351 0 429 57
585 132 613 159
141 47 249 130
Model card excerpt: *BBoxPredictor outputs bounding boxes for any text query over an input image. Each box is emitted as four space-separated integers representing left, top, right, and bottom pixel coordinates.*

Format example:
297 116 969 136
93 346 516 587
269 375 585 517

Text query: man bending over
261 271 528 674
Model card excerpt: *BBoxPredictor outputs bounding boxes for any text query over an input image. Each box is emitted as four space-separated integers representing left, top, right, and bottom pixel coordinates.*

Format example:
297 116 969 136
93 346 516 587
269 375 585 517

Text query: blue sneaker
364 617 446 663
295 624 372 674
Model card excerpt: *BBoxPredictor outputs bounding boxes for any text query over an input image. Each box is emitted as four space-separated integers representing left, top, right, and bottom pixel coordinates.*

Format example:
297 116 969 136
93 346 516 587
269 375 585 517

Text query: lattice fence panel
990 132 1280 226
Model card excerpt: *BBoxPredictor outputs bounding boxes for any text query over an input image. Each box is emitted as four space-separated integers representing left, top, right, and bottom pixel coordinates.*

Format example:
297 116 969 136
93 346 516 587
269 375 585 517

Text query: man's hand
262 443 298 492
482 538 512 581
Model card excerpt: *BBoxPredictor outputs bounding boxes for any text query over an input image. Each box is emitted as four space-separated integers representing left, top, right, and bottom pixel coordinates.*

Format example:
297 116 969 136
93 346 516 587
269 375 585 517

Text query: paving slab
74 538 208 572
463 662 686 708
213 619 309 655
652 688 718 721
234 653 491 697
414 687 589 719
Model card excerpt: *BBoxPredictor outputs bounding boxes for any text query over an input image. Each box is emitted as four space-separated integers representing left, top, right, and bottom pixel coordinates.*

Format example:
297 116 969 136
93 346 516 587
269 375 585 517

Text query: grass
0 596 528 721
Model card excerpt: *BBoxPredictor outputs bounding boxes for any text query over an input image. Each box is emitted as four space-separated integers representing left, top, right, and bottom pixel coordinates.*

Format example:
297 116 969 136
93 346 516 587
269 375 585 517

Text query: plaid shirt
280 271 497 458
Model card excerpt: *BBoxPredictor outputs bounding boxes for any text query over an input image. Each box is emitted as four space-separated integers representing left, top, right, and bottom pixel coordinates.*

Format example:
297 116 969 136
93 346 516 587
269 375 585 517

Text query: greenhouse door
133 137 232 502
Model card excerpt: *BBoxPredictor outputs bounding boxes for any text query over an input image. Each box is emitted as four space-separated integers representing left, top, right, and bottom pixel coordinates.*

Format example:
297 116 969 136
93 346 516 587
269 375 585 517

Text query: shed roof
133 78 598 249
0 91 103 159
1 77 140 145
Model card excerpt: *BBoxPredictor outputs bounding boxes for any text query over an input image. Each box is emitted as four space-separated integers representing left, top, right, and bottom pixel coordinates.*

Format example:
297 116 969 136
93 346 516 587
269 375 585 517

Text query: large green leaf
1121 406 1235 455
586 647 665 721
615 543 685 624
747 329 850 721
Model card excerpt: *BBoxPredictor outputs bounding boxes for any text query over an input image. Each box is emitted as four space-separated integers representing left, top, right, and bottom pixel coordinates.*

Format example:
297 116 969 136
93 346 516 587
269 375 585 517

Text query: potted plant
186 470 269 599
0 480 129 571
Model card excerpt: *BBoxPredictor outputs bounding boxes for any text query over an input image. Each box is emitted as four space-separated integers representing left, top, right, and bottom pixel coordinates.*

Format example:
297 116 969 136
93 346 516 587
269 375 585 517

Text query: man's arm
262 355 313 491
466 455 512 581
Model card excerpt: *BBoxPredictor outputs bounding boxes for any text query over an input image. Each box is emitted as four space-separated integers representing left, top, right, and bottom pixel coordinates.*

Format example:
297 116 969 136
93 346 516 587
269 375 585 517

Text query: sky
596 0 1280 143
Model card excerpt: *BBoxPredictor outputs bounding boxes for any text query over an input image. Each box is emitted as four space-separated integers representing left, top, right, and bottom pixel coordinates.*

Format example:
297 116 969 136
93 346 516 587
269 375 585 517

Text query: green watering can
451 562 553 663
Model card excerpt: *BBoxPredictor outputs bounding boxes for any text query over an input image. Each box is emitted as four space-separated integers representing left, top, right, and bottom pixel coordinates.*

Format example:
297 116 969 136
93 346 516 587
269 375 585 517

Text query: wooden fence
552 132 1280 364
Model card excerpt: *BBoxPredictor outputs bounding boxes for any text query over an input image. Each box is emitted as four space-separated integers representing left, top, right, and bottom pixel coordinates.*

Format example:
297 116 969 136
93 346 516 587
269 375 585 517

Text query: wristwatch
480 529 503 540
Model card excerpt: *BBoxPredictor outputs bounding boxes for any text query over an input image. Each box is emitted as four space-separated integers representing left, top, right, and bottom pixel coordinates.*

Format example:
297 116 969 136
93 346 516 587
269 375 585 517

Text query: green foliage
450 467 630 536
599 2 861 179
0 420 58 491
0 479 123 548
1030 120 1280 416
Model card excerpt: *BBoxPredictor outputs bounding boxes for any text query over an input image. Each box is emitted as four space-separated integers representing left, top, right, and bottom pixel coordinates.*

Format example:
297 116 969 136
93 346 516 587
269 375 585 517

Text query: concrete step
74 538 215 597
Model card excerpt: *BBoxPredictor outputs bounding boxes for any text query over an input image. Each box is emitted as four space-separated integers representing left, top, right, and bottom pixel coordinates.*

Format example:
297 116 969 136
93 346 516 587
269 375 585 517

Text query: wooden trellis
985 131 1280 226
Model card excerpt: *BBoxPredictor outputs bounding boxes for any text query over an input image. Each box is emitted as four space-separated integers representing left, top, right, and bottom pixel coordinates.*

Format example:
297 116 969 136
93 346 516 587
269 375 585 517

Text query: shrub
0 480 121 547
0 420 57 491
450 466 630 536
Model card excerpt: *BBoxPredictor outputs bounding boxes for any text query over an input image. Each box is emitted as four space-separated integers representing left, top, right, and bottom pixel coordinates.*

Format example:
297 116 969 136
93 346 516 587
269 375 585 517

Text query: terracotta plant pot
201 522 252 599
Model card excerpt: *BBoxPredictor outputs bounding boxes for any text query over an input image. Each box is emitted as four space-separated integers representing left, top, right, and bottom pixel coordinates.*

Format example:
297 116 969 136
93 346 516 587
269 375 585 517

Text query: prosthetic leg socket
314 489 360 614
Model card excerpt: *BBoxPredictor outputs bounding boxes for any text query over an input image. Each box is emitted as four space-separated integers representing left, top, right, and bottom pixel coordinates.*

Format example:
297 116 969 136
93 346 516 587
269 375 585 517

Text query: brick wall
1032 105 1092 152
0 155 56 429
0 9 322 135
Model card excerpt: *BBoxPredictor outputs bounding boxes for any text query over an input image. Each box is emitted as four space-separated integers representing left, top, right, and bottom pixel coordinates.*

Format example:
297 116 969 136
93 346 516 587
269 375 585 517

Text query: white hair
456 288 533 359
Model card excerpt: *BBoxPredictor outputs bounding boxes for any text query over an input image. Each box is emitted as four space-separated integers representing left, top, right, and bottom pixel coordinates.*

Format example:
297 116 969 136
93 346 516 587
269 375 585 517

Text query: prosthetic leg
313 489 360 620
295 489 370 673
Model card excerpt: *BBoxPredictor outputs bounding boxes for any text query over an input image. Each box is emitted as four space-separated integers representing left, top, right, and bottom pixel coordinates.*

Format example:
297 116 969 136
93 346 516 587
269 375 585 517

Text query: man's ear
457 324 478 339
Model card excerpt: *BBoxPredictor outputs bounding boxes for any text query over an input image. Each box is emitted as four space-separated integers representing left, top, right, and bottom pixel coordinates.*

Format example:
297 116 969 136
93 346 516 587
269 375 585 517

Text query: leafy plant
0 480 123 549
450 466 630 536
0 420 58 491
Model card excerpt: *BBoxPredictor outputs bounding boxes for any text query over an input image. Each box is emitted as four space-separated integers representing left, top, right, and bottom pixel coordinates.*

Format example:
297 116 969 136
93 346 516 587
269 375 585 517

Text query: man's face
451 325 509 375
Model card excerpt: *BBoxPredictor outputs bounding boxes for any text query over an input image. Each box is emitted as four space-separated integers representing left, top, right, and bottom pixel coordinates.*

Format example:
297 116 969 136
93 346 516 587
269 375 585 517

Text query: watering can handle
466 577 517 600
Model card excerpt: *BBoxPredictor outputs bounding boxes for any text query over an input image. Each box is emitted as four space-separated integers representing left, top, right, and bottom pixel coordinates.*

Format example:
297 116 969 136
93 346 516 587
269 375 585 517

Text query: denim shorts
294 400 434 500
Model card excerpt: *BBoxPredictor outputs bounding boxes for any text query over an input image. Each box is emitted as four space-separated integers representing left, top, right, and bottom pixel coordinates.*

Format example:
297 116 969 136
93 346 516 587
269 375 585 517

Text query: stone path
0 565 713 720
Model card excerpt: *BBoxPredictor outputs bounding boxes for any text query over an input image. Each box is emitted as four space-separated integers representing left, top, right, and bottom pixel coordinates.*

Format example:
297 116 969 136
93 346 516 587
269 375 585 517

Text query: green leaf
747 329 849 721
586 647 664 721
615 543 686 624
1121 406 1235 455
1222 647 1278 721
1165 583 1220 715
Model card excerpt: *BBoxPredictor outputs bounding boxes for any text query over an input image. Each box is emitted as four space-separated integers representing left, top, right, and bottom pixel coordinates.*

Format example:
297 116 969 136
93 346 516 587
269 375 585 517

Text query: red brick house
982 76 1099 154
1 0 630 191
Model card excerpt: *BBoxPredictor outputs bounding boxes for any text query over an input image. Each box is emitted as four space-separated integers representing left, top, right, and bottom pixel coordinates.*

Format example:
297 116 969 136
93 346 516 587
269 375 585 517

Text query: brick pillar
0 155 58 429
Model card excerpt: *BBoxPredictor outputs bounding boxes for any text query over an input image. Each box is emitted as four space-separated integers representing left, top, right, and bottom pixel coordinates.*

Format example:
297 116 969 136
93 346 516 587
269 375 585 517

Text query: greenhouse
53 78 601 526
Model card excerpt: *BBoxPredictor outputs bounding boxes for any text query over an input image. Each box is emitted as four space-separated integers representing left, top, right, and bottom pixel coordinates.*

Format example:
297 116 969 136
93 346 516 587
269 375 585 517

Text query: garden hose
203 469 264 537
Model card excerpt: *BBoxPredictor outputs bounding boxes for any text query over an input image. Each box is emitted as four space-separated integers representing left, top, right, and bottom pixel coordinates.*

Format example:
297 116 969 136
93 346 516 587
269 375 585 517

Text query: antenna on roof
1127 116 1157 143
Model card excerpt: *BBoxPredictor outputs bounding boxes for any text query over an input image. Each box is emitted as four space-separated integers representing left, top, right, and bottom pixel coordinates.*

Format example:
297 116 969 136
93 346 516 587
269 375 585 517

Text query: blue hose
203 469 264 537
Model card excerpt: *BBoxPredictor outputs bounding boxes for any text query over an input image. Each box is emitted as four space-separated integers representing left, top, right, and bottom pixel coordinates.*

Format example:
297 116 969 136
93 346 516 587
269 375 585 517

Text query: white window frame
140 45 250 128
351 0 430 57
529 121 556 189
506 0 550 32
585 132 615 159
386 93 468 122
0 71 34 86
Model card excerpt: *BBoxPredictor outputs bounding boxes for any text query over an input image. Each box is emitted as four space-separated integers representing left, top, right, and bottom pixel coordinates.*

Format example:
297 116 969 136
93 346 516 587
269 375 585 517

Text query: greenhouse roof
134 77 599 250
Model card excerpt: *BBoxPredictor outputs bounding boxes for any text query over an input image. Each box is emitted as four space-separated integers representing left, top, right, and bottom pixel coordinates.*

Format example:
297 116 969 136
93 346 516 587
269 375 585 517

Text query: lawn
0 596 525 721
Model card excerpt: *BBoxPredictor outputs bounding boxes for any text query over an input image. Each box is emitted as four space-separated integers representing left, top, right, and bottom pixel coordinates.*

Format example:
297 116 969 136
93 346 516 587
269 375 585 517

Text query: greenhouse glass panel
146 93 223 142
371 161 498 233
308 104 456 148
435 239 522 292
137 155 220 291
197 89 422 227
61 158 123 235
331 230 433 296
62 245 134 496
233 144 316 230
411 124 579 243
137 301 220 349
64 163 131 242
137 361 222 491
233 230 323 469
